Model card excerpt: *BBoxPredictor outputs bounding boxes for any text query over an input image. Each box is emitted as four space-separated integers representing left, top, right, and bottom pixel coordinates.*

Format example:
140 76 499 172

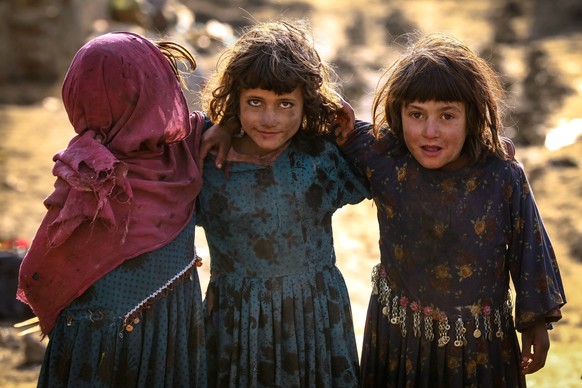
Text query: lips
421 145 442 154
258 130 279 136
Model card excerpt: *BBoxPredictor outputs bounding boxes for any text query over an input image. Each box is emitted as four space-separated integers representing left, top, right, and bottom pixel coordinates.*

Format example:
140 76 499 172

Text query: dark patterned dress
340 122 566 388
38 216 206 387
197 138 370 387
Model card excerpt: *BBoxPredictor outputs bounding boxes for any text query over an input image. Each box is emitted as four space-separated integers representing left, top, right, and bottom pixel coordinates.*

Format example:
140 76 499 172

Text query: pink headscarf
17 32 204 334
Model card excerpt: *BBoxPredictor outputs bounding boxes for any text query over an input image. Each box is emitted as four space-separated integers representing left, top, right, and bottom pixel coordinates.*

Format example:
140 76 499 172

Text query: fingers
197 137 212 171
521 341 549 374
339 99 355 129
333 113 355 141
198 124 234 170
214 142 227 169
521 321 550 375
197 140 225 170
521 352 548 374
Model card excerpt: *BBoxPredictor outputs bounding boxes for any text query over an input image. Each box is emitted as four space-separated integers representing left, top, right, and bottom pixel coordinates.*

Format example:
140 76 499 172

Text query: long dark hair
202 19 342 136
373 33 509 162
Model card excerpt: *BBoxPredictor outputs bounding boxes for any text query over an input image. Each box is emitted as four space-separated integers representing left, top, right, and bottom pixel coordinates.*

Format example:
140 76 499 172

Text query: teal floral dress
197 136 370 387
38 216 206 387
341 122 565 388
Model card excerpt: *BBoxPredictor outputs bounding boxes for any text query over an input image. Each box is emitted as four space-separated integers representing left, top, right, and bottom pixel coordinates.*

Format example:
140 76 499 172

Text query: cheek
287 110 303 129
451 133 467 155
455 128 468 146
239 108 257 124
291 106 303 119
402 123 417 144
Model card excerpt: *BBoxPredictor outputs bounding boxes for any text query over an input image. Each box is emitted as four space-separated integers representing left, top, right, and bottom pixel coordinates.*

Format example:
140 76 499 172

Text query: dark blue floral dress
197 137 370 387
38 216 206 387
340 122 566 388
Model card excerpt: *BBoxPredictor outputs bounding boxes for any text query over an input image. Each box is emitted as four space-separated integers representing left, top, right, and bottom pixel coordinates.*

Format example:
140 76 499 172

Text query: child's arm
520 318 550 374
197 120 237 169
507 163 565 374
332 97 356 141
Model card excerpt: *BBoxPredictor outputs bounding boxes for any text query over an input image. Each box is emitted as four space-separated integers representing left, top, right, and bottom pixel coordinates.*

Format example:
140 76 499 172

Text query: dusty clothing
17 32 207 387
38 216 206 388
341 121 565 388
17 32 202 335
197 137 370 387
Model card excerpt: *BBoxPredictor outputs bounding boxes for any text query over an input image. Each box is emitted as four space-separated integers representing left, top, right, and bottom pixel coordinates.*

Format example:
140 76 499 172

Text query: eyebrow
243 93 299 101
406 103 463 112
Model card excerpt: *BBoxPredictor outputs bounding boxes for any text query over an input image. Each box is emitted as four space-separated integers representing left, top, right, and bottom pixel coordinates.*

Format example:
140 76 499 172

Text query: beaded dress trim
119 255 201 337
371 263 514 346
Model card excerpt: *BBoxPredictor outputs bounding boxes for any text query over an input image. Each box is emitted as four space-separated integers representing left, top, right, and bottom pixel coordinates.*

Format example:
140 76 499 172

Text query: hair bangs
403 64 468 104
237 50 303 95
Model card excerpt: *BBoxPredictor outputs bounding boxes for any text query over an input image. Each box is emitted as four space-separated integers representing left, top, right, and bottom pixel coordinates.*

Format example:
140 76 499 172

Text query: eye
409 111 423 119
248 98 261 107
441 113 455 120
279 101 294 109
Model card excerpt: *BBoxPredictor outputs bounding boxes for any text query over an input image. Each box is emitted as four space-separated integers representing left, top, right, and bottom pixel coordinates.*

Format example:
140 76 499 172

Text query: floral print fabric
197 139 370 387
340 122 565 387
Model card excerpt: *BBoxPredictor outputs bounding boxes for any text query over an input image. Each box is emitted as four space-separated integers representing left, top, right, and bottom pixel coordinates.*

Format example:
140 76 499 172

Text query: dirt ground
1 1 582 387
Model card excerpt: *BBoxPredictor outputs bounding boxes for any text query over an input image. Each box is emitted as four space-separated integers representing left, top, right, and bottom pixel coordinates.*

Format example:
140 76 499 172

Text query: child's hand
331 95 355 143
520 319 550 374
198 124 234 169
331 92 356 144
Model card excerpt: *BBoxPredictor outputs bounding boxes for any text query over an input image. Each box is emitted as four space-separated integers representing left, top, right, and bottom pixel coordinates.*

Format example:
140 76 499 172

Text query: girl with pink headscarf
17 32 213 387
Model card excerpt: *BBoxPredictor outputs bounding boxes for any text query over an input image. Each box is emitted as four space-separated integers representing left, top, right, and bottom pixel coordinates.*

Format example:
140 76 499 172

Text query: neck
230 137 291 165
440 153 471 172
232 136 291 159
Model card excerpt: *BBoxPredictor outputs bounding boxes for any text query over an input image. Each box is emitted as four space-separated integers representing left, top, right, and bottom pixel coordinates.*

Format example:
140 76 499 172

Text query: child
339 33 566 387
197 20 370 387
17 32 218 387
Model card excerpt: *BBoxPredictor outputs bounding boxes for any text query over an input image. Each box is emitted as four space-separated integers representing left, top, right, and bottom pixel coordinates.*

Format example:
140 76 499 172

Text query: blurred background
0 0 581 386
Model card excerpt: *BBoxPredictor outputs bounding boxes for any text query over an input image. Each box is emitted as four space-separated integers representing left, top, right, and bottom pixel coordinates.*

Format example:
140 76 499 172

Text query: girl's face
236 87 304 157
401 100 468 171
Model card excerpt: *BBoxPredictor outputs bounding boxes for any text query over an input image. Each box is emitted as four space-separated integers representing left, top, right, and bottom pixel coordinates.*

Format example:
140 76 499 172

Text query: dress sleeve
328 140 371 208
507 162 566 331
336 120 375 180
189 111 209 228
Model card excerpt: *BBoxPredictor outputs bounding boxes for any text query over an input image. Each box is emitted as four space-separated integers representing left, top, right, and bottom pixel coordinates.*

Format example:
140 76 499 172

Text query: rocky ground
1 0 582 386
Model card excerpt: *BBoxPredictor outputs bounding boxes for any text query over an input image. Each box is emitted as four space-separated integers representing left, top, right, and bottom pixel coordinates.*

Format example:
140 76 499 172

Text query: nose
261 107 278 127
422 118 439 138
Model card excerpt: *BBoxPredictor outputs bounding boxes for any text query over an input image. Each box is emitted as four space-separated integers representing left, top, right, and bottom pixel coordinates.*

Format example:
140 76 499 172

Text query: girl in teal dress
197 20 369 387
339 33 566 387
18 32 215 387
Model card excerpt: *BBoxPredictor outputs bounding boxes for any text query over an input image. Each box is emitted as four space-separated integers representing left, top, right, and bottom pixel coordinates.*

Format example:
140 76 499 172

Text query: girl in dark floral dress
18 32 218 387
197 20 369 387
339 33 566 387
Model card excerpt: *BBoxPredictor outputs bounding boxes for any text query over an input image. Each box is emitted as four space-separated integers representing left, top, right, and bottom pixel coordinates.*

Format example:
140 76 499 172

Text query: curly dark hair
202 19 342 135
373 33 509 162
